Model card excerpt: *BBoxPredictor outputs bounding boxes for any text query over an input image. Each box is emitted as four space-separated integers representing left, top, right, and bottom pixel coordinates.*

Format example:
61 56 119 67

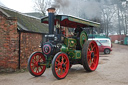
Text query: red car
96 41 112 54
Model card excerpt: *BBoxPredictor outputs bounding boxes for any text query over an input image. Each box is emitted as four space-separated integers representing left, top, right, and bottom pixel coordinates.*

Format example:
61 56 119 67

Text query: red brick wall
20 32 42 68
0 12 43 72
109 35 126 43
0 14 19 72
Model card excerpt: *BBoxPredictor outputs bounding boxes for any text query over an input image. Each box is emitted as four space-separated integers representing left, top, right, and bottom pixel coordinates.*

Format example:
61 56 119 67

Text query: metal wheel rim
54 53 69 78
87 41 99 70
30 53 46 76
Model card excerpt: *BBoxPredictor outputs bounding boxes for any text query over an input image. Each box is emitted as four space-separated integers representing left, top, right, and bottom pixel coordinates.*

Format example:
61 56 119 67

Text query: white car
88 38 112 48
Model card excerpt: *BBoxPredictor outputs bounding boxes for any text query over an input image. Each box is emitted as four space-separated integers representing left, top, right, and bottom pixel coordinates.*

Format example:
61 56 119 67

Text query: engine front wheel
28 52 46 77
82 40 99 72
52 52 70 80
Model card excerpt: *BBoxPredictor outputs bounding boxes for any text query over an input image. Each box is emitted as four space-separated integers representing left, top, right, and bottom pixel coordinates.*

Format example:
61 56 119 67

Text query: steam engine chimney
47 8 55 34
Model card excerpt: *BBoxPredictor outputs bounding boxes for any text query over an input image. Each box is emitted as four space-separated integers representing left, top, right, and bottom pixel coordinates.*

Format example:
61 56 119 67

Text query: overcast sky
0 0 35 13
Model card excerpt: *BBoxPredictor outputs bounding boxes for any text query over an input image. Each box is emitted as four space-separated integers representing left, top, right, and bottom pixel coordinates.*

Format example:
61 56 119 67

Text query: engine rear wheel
82 40 99 71
28 52 46 77
52 52 70 80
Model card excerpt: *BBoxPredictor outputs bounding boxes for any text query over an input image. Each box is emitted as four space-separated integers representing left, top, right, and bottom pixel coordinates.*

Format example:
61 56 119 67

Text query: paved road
0 44 128 85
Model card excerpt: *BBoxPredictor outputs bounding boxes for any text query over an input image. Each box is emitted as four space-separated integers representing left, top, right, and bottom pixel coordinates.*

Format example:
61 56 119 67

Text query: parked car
89 38 112 48
96 41 112 54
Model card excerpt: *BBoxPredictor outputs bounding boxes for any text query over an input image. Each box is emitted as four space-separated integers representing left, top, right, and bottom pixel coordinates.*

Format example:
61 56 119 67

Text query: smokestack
47 8 55 34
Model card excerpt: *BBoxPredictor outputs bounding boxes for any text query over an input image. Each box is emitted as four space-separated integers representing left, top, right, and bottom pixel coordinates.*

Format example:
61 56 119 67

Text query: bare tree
114 0 128 35
100 0 128 35
101 5 116 36
124 1 128 34
34 0 52 16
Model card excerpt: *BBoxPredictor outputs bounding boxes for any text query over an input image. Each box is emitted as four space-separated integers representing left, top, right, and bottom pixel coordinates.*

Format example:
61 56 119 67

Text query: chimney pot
47 8 55 13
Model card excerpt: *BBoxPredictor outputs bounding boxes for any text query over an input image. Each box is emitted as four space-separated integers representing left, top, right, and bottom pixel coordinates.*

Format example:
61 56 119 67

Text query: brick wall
109 35 126 43
20 32 42 68
0 12 43 72
0 14 19 72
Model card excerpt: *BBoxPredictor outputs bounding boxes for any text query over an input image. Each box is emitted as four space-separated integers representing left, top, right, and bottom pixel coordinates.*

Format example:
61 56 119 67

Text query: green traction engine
28 8 100 79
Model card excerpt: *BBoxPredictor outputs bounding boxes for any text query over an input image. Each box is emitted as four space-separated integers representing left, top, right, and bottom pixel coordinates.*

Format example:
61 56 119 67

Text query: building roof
0 6 48 33
25 12 44 18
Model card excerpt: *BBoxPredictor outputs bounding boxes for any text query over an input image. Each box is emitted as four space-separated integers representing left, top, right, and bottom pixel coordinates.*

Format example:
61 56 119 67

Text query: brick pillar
0 14 19 72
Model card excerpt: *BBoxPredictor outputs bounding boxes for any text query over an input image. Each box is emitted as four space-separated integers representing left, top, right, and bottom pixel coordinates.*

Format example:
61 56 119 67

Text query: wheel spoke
61 56 64 63
39 66 42 70
87 51 91 55
63 67 66 70
31 64 35 67
56 67 60 73
88 59 91 65
35 56 37 61
64 61 67 65
36 67 39 73
30 62 35 67
31 65 35 70
92 62 96 67
33 67 36 72
90 45 93 51
56 57 61 63
90 59 95 67
31 61 35 64
88 58 94 66
39 56 42 61
33 56 37 62
37 67 40 72
36 55 38 61
60 68 63 75
36 68 38 73
88 48 90 51
92 46 96 51
56 59 60 63
55 62 59 67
